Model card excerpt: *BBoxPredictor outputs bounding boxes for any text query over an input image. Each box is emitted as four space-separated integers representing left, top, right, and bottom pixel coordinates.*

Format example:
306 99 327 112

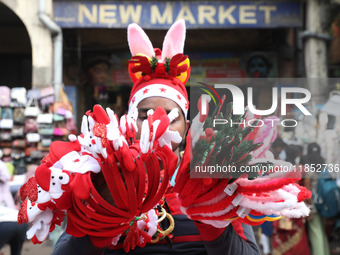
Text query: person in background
302 143 330 255
258 137 287 255
271 144 311 255
270 137 287 160
82 56 111 111
0 149 27 255
81 56 129 119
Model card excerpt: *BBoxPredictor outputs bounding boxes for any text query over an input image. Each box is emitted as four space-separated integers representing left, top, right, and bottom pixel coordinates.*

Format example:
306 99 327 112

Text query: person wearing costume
52 19 261 255
17 20 311 255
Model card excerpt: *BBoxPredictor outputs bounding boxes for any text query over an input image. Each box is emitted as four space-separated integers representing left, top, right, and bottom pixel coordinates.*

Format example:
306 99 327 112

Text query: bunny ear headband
127 19 190 119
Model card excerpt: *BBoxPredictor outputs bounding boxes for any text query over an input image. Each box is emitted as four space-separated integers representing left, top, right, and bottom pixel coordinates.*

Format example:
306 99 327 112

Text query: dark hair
306 142 324 165
271 137 286 149
84 57 111 72
285 145 299 165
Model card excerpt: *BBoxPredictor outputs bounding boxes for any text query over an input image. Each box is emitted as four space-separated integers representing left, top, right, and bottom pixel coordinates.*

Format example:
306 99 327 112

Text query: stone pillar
1 0 53 88
304 0 328 104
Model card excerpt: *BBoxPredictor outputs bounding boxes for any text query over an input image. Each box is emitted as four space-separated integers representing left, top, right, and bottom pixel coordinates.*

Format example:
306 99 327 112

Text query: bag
0 131 11 141
1 107 13 119
11 87 27 106
0 86 11 106
40 86 55 106
11 125 24 137
25 118 38 133
40 95 55 106
0 119 13 129
26 133 41 143
25 96 40 117
38 126 54 136
25 106 40 117
11 150 25 160
53 127 64 136
12 139 26 148
56 107 67 116
38 142 50 152
315 170 340 218
37 113 53 124
41 138 52 147
53 114 65 122
30 150 42 159
13 107 25 124
26 89 41 101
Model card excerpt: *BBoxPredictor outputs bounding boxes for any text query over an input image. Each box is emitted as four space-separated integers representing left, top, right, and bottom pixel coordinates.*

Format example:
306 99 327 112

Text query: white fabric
0 160 16 210
0 206 18 222
128 84 188 119
260 233 271 254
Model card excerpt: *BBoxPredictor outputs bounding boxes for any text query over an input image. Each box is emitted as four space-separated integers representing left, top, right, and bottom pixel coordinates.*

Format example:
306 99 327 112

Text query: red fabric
164 192 182 215
272 218 311 255
194 221 225 241
35 162 52 191
231 220 247 241
49 140 81 163
87 104 110 124
17 200 28 225
65 140 178 248
20 177 38 202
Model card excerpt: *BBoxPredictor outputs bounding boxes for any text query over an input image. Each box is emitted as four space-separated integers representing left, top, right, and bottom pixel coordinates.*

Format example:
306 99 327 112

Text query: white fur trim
128 84 188 119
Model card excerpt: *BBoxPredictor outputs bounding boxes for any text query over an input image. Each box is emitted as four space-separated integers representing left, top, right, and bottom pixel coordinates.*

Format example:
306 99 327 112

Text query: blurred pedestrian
272 144 311 255
302 143 330 255
270 138 287 160
0 149 27 255
83 56 111 110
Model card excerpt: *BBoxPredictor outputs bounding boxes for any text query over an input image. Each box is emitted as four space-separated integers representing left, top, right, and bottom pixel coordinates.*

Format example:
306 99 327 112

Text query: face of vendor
136 96 190 156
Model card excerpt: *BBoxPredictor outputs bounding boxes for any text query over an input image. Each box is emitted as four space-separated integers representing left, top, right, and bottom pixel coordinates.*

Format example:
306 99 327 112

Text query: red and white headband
127 19 190 119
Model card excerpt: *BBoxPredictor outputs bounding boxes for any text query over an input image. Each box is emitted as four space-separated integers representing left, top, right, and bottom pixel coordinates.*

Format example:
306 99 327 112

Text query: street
1 240 52 255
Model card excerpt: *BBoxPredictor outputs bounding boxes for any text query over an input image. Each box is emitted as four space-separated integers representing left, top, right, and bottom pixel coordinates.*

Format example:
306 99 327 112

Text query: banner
54 1 301 28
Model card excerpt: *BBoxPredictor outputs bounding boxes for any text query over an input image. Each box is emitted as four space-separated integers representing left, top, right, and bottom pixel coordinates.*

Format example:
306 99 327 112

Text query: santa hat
127 19 190 119
35 162 53 191
49 141 81 163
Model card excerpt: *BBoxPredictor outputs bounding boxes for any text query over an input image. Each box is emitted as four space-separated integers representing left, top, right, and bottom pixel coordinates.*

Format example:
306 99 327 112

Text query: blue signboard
53 1 301 29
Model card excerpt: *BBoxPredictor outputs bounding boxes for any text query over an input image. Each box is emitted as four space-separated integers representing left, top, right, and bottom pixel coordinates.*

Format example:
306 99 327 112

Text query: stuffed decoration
18 103 179 250
18 176 64 244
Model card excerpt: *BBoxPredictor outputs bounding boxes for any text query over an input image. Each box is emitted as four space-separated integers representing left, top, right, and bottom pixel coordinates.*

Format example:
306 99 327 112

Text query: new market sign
53 1 301 29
